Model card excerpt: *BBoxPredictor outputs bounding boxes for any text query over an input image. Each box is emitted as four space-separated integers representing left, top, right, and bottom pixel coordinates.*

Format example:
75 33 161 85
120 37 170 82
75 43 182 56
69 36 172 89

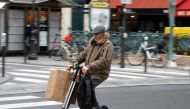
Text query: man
67 25 114 109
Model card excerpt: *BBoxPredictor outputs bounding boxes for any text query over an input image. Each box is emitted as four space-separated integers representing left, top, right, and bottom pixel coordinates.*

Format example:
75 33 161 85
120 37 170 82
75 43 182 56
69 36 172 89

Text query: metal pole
2 46 5 77
1 0 8 77
120 4 126 68
168 0 176 62
144 49 147 73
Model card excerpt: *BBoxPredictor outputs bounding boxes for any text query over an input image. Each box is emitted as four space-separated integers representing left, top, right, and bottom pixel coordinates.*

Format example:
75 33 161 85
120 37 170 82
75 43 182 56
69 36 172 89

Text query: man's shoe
100 105 108 109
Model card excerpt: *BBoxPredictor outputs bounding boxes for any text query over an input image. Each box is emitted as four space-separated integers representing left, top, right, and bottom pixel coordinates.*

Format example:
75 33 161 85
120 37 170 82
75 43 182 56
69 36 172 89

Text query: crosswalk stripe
1 82 17 85
0 101 62 109
110 73 144 79
14 77 47 83
125 67 188 76
114 67 188 76
8 72 49 79
107 77 118 81
47 68 66 70
111 71 173 78
15 69 50 74
5 63 52 68
12 69 173 79
0 96 40 102
151 70 189 76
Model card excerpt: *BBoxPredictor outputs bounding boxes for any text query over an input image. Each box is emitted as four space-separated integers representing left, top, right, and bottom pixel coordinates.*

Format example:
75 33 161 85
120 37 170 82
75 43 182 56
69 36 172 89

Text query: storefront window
26 10 37 24
39 9 48 24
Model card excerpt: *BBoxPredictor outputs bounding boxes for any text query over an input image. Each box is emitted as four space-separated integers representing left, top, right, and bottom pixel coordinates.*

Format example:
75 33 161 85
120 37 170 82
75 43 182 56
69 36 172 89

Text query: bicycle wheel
127 49 145 66
50 45 63 61
112 46 121 64
151 50 168 68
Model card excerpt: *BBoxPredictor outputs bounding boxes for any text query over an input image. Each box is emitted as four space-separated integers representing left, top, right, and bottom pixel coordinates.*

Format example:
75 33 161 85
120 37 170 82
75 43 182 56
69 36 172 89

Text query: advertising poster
90 8 110 30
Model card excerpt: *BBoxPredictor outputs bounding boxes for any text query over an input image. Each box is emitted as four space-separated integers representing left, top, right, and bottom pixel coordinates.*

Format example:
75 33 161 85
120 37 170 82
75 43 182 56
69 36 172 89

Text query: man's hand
82 66 89 74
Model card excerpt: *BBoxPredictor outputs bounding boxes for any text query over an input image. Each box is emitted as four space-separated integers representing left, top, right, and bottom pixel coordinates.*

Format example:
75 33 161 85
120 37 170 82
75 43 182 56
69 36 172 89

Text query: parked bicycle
127 36 168 68
49 32 85 61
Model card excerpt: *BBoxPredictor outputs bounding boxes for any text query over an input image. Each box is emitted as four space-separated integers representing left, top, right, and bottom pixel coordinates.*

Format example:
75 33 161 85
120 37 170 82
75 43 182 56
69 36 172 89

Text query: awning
10 0 81 7
58 0 81 7
110 0 168 9
176 0 190 17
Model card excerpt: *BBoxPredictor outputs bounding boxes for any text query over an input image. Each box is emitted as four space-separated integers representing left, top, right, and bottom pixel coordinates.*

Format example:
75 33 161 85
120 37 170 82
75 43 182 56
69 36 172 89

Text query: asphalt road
0 84 190 109
1 62 190 109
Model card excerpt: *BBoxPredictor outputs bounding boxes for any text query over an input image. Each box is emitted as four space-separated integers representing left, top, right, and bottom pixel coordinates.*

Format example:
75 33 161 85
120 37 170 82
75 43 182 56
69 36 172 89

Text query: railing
68 31 163 47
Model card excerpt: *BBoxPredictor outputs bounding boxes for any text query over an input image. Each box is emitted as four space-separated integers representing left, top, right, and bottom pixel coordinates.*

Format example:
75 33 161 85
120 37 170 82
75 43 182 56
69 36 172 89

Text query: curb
0 74 12 85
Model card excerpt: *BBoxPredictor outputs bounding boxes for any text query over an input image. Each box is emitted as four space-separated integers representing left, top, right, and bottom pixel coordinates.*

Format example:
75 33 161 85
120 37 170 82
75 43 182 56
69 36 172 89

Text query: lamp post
119 3 126 68
0 0 9 77
167 0 177 67
119 0 131 68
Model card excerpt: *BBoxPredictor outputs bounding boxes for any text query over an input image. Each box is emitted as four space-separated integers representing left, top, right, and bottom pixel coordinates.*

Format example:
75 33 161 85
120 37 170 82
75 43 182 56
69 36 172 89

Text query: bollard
28 28 38 60
143 36 148 73
1 33 6 77
2 46 5 77
144 50 147 73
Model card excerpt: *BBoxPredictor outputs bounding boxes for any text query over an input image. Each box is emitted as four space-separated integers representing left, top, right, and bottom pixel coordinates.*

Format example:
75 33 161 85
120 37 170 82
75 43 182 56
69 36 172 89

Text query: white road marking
8 72 49 79
0 101 62 109
110 73 144 79
111 71 173 78
1 82 17 85
15 69 50 74
14 77 47 83
112 67 188 76
0 96 40 102
107 77 118 81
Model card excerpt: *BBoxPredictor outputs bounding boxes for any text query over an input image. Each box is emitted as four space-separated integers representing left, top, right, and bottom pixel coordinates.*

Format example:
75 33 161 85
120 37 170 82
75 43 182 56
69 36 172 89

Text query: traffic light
116 6 123 13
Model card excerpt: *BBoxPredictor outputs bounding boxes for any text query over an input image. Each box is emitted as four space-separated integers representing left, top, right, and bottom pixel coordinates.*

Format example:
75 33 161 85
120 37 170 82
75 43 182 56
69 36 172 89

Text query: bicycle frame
137 42 156 60
61 40 78 57
127 36 168 68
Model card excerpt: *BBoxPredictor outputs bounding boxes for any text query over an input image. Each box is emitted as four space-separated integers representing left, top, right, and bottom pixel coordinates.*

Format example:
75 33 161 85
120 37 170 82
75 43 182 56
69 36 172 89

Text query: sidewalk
0 74 11 85
2 55 70 67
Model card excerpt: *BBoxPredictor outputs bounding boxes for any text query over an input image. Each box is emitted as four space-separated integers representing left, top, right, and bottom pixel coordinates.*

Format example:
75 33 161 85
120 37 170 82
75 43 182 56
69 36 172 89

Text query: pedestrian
67 25 114 109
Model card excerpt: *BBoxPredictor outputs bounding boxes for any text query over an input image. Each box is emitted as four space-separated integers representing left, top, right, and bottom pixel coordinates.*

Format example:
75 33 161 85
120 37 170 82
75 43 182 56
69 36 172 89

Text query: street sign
121 0 132 4
91 2 109 8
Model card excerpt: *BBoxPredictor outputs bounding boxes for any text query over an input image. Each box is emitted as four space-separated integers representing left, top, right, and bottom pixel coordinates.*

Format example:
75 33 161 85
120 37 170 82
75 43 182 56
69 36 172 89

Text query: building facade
0 0 79 53
1 0 190 53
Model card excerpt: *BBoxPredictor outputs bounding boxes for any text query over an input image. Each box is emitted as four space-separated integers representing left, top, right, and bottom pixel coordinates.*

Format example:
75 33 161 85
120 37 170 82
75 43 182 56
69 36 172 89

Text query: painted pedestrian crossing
0 95 78 109
6 67 187 85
